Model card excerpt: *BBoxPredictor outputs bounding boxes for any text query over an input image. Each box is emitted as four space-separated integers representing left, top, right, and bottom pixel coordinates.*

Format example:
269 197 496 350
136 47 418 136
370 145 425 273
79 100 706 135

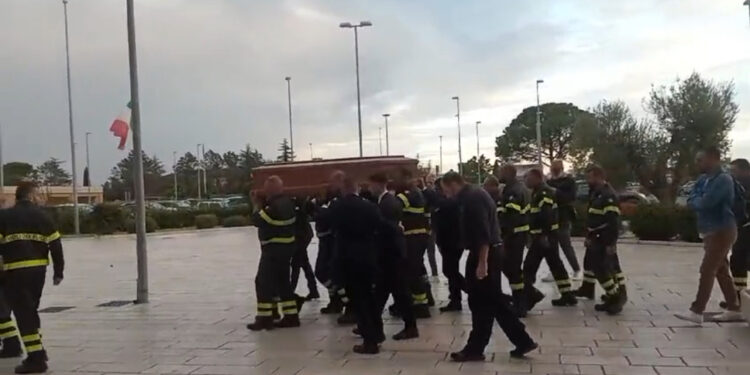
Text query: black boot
247 316 275 331
426 287 435 307
320 296 343 314
574 282 595 300
551 292 579 307
413 305 431 319
306 289 320 300
388 304 401 317
337 307 357 326
272 306 281 321
274 314 301 328
450 350 486 362
618 285 628 306
595 291 623 315
392 326 419 341
510 341 539 359
352 342 380 355
0 337 23 358
439 300 462 313
527 287 545 311
14 352 48 374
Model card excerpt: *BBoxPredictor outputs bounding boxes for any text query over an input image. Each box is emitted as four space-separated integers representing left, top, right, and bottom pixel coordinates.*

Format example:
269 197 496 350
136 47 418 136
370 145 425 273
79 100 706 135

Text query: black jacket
0 200 64 278
548 173 577 223
329 193 392 263
396 189 429 236
252 194 297 249
433 195 461 249
314 191 339 239
293 197 315 247
499 179 530 237
376 192 407 260
456 185 501 251
529 184 559 236
586 183 620 246
735 175 750 227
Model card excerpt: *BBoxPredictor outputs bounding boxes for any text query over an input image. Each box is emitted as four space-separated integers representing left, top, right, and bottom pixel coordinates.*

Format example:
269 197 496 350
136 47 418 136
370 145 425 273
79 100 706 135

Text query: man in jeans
677 147 742 324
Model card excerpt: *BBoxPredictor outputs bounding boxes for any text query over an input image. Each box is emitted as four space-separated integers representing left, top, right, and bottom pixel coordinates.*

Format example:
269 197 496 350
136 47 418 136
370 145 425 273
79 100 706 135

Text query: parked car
158 200 191 210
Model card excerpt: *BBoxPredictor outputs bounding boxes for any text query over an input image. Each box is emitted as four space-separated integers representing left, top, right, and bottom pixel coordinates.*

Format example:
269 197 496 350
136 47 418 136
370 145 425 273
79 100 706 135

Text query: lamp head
451 96 459 100
285 76 291 81
359 21 373 27
382 113 390 118
339 22 353 28
536 79 544 84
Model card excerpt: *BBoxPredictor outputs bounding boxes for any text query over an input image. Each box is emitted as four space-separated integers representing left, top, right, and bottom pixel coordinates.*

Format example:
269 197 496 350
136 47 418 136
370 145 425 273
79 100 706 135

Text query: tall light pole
309 143 313 160
85 131 91 204
475 121 482 184
126 0 148 304
378 127 383 156
196 144 202 200
535 79 544 169
439 135 443 175
173 151 178 201
285 76 294 160
339 21 372 157
451 96 462 175
745 0 750 24
201 143 207 196
62 0 80 234
382 113 390 155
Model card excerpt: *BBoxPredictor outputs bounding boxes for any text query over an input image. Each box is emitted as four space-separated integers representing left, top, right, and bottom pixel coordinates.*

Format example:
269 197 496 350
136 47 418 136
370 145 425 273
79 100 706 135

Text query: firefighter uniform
397 189 431 318
248 194 300 331
522 184 577 308
731 175 750 295
577 183 626 314
0 200 65 373
422 187 440 279
0 284 21 358
498 179 531 316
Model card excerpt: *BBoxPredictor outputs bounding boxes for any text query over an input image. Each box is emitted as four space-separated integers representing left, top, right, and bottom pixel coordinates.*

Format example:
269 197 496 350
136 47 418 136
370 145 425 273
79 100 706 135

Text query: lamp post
439 135 443 175
745 0 750 24
126 0 149 303
309 143 313 160
475 121 481 183
62 0 80 234
451 96 462 175
285 76 294 160
535 79 544 169
0 122 4 199
382 113 390 155
173 151 178 201
85 131 91 204
196 144 202 200
378 127 383 156
339 21 372 157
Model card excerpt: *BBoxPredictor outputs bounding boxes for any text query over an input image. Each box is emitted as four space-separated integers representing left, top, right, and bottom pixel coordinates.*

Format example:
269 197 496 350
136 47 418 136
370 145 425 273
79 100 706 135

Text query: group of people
246 160 629 360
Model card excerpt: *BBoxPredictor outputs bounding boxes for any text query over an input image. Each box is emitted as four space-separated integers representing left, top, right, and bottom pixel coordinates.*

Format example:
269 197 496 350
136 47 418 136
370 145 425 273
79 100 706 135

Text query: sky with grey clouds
1 0 749 185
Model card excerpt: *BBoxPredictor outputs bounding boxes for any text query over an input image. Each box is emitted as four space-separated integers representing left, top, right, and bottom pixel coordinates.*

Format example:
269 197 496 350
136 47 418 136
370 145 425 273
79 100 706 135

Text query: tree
460 155 493 185
223 151 239 169
2 162 35 185
647 72 739 200
495 103 592 166
276 138 295 162
37 158 71 186
105 150 165 200
203 150 225 170
240 145 265 170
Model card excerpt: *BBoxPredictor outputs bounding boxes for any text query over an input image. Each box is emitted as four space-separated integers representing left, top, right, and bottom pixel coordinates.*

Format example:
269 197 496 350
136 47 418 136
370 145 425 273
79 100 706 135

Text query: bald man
248 176 302 331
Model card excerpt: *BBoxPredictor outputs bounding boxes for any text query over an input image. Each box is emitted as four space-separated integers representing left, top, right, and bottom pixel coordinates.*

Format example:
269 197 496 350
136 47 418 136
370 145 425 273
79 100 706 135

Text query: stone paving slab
0 227 746 375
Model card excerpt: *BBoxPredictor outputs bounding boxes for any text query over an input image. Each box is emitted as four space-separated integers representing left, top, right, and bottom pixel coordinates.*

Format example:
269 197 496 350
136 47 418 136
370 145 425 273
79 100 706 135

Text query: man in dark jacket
369 173 419 340
434 177 465 312
290 197 319 300
441 172 537 362
330 177 392 354
546 160 581 280
0 181 65 374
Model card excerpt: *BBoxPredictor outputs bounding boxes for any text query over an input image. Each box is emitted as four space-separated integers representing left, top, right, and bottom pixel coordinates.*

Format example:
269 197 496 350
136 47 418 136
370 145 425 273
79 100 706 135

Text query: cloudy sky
1 0 749 184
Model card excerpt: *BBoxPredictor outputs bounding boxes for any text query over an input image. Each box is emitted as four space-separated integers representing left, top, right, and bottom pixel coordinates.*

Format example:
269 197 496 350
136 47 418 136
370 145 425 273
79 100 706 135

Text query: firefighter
329 177 392 354
522 169 577 308
434 177 465 312
247 176 302 331
0 293 21 358
369 173 419 340
396 174 432 319
729 158 750 302
0 181 65 374
497 165 539 317
440 172 537 362
290 196 319 300
576 165 627 315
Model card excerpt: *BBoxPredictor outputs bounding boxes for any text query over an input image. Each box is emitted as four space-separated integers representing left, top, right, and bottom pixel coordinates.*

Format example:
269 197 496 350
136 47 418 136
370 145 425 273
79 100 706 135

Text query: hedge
195 214 219 229
629 203 701 242
222 215 249 227
125 216 159 233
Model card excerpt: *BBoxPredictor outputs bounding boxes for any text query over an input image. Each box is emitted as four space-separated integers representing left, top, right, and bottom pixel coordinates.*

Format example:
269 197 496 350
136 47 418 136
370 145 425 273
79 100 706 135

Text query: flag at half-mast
110 102 131 150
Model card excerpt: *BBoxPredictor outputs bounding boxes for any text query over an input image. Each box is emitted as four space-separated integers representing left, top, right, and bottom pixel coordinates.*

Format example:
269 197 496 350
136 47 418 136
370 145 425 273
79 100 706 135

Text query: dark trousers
291 233 317 294
582 240 619 296
426 232 439 276
376 257 416 328
463 247 534 355
502 233 527 295
523 233 572 293
439 244 465 303
345 258 384 345
256 245 297 317
5 267 46 360
558 220 581 273
731 225 750 293
0 282 20 346
315 236 335 287
405 234 429 306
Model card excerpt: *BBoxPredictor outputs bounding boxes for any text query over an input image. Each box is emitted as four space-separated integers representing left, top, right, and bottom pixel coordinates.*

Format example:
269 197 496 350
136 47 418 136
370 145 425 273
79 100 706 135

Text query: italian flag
109 102 131 150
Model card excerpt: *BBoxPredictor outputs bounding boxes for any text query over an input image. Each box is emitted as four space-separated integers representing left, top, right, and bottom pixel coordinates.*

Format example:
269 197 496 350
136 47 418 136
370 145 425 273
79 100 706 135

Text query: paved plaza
6 227 749 375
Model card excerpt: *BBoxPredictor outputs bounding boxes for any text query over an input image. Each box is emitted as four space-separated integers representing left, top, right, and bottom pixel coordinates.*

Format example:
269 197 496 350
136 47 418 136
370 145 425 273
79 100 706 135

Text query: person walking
421 177 440 278
396 176 432 318
0 181 65 374
676 147 742 324
434 177 465 312
440 172 537 362
729 158 750 307
290 196 319 300
545 160 582 281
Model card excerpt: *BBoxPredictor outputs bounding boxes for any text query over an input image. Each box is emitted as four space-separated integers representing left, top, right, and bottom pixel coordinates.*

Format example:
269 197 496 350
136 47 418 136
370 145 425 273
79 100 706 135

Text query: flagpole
126 0 148 304
62 0 80 234
86 131 91 204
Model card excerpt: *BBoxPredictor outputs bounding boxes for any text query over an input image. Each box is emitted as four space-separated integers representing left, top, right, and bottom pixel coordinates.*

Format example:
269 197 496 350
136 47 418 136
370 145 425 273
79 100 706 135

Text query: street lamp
309 142 313 160
378 127 383 156
535 79 544 169
285 76 294 160
196 144 203 200
62 0 80 234
475 121 481 183
382 113 390 155
85 131 91 204
173 151 178 201
451 96 462 175
745 0 750 24
339 21 372 157
439 135 443 175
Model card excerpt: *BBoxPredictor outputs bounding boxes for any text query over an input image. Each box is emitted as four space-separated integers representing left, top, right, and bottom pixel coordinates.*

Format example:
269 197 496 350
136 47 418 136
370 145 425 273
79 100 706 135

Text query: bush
125 216 159 234
88 203 127 234
149 209 194 229
195 214 219 229
222 215 249 227
674 206 701 243
629 204 679 241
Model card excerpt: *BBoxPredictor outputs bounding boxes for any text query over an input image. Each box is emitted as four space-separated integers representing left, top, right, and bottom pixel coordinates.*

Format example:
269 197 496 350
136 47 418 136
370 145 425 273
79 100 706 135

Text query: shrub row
46 203 253 235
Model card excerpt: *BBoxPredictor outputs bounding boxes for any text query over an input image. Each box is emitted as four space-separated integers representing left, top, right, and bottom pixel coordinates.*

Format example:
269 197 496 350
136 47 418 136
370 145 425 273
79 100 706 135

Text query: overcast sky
1 0 749 185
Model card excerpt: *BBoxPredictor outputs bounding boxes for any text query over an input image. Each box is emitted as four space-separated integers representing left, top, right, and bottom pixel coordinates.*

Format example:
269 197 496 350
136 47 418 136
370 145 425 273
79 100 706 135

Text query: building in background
0 185 103 207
